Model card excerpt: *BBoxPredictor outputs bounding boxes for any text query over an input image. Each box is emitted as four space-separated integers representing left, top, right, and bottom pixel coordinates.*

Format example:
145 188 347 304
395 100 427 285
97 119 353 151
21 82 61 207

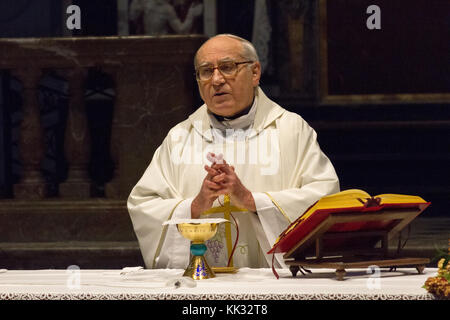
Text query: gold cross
202 195 247 267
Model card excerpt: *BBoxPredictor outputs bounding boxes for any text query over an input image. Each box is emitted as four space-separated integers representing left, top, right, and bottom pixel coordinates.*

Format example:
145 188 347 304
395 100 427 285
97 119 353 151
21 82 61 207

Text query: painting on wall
118 0 211 36
319 0 450 104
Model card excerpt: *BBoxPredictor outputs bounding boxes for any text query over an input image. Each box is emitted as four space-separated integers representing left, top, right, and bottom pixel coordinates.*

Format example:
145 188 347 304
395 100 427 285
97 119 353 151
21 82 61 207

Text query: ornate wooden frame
318 0 450 105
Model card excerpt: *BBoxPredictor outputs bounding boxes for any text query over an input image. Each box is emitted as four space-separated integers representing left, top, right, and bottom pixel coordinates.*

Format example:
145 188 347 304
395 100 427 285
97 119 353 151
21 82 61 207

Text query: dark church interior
0 0 448 270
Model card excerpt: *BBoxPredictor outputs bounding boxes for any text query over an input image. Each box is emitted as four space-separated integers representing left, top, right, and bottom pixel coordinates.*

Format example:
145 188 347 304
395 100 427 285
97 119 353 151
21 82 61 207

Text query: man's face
195 37 261 117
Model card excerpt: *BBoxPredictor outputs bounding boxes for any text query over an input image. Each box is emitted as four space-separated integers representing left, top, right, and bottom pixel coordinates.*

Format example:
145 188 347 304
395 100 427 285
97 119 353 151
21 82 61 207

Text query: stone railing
0 35 206 200
0 35 206 268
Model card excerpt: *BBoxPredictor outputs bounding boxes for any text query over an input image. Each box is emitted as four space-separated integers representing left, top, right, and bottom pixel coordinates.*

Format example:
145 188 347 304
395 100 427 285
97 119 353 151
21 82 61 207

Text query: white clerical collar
207 95 258 131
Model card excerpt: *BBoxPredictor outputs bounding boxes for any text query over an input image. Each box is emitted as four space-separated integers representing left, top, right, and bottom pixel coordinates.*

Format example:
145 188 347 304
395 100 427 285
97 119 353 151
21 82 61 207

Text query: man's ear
252 62 262 86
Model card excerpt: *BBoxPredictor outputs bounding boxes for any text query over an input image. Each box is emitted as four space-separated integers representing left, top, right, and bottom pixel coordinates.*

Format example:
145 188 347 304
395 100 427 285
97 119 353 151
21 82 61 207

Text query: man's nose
211 68 226 85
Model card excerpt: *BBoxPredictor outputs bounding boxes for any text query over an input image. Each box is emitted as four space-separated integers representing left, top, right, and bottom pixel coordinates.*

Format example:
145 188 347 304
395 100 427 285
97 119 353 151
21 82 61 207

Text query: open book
268 189 430 255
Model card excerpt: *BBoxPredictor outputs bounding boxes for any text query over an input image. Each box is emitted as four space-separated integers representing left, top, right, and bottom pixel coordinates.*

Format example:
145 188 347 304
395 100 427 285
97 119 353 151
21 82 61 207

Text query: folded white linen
119 267 144 275
162 218 228 225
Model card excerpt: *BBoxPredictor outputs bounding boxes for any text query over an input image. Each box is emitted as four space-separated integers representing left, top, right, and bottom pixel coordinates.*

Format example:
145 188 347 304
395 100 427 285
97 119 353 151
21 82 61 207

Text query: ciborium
177 221 219 280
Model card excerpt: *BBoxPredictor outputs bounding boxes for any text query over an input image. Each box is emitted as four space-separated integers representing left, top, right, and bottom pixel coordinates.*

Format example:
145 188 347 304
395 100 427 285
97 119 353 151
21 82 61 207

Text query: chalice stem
183 241 215 280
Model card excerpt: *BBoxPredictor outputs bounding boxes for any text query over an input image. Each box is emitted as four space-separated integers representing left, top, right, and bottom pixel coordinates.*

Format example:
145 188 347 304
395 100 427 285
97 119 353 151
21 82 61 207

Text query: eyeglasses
195 60 254 81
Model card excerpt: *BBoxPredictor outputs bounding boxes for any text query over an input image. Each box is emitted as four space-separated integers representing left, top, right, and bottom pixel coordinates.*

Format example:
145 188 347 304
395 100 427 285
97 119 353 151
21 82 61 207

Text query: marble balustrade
0 35 206 200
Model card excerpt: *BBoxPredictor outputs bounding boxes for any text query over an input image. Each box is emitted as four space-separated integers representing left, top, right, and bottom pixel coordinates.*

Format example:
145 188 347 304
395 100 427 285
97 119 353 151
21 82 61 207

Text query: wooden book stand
284 208 430 280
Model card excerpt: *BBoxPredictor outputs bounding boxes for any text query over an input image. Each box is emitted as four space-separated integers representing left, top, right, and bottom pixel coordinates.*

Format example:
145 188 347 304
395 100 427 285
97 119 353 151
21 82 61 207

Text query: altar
0 267 437 300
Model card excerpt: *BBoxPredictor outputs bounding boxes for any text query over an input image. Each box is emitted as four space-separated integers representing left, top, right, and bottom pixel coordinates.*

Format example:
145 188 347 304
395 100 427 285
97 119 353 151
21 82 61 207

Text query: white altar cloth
0 267 437 300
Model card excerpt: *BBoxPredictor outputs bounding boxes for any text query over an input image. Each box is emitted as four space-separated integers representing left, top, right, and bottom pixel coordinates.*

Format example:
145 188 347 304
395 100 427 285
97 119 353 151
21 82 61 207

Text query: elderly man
128 34 339 269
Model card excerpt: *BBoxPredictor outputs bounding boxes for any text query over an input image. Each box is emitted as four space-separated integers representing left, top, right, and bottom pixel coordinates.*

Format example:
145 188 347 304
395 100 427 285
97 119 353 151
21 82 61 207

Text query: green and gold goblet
177 222 219 280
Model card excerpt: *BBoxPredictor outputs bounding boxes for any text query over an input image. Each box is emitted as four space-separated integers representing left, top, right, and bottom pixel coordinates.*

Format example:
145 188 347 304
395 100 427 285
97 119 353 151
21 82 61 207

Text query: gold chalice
177 222 218 280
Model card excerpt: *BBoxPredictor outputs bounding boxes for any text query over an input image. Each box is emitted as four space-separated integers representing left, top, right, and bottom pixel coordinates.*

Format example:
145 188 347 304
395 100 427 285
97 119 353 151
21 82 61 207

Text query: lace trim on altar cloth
0 292 439 300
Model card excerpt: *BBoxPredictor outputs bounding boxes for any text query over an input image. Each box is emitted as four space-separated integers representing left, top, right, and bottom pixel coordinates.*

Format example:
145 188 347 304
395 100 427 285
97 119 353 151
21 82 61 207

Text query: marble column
117 0 130 36
102 66 121 199
59 68 92 198
287 2 307 91
12 68 48 199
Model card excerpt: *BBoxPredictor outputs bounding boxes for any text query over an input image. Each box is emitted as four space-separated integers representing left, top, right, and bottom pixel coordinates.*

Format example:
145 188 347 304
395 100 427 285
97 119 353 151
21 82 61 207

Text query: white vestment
127 87 340 269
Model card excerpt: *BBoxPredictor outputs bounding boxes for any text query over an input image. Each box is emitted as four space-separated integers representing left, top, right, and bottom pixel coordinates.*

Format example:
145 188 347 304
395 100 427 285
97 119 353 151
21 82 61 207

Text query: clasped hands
191 152 256 218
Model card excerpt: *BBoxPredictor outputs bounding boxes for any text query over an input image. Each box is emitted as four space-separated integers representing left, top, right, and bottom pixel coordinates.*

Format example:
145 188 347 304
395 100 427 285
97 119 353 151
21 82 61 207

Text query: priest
127 34 340 269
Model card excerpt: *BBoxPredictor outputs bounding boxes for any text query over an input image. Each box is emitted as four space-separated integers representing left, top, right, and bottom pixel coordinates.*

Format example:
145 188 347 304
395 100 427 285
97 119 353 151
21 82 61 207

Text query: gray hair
194 34 260 68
